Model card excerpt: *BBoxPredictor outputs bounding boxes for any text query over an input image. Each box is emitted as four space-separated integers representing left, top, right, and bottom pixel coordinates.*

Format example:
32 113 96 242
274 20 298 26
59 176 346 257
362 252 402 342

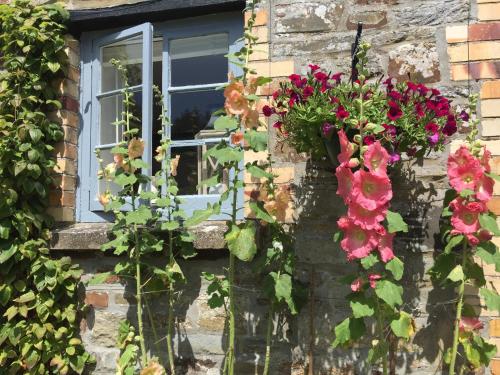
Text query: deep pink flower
338 217 379 261
448 147 484 192
443 115 457 136
331 72 343 84
387 101 403 121
272 90 281 100
263 105 274 117
351 170 393 210
378 231 395 263
337 129 354 165
368 274 382 288
389 152 401 164
388 91 403 101
466 234 480 246
351 278 362 292
425 122 439 134
383 123 397 138
314 71 329 82
450 197 484 234
383 77 394 91
336 105 350 121
322 122 334 137
478 229 493 242
415 102 425 118
273 121 283 130
348 201 387 230
289 74 306 88
363 135 375 145
309 64 320 73
406 82 418 92
459 110 470 122
431 88 441 97
364 141 390 177
459 317 484 333
428 133 439 146
335 165 354 203
303 85 314 98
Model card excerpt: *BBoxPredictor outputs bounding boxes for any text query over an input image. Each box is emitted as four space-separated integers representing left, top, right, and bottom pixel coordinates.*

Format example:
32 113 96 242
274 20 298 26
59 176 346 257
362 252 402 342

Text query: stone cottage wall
43 0 500 373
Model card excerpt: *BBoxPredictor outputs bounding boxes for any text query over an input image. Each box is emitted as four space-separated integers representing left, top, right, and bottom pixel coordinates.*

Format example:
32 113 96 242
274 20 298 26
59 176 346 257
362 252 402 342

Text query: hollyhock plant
351 169 392 210
338 216 379 260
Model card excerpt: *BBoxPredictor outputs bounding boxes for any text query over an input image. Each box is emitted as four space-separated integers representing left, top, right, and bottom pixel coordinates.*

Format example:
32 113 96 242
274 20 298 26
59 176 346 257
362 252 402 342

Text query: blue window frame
77 14 244 222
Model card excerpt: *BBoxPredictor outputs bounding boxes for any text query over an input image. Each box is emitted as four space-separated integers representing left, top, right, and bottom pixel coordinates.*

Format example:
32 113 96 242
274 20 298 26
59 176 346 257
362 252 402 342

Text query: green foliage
374 280 403 308
386 211 408 233
225 222 258 262
0 1 91 372
332 317 366 348
390 311 414 339
385 257 404 281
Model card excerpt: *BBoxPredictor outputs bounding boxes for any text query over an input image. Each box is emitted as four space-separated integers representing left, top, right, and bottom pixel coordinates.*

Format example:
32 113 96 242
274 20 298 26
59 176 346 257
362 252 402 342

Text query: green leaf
479 214 500 236
161 221 179 231
386 257 404 281
205 144 243 164
125 206 152 225
460 189 475 198
444 235 464 254
225 222 257 262
332 317 366 347
244 130 267 151
114 173 137 187
428 253 457 283
360 253 378 270
246 164 273 179
197 175 220 189
249 201 275 223
184 205 216 227
447 265 464 282
476 241 500 272
14 291 35 304
349 294 375 318
480 288 500 313
47 61 61 73
87 272 111 285
272 272 297 314
386 210 408 233
29 128 43 143
0 245 16 264
375 280 403 308
214 116 239 131
486 172 500 181
390 311 414 339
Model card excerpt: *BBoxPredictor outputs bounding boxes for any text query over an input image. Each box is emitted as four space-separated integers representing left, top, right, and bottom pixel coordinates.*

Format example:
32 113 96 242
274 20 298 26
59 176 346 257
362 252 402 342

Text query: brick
47 207 75 222
244 150 269 164
54 158 77 176
48 110 79 128
482 99 500 117
249 43 270 62
85 291 109 309
248 60 294 78
60 96 79 112
64 34 79 52
49 190 76 207
62 125 78 145
482 81 500 99
491 319 500 337
479 3 500 21
448 41 500 62
252 26 269 44
245 9 268 26
65 46 80 69
492 359 500 375
482 118 500 137
67 66 80 83
56 79 79 100
446 25 468 43
244 166 294 184
450 61 500 81
52 174 77 192
487 196 500 215
54 142 78 160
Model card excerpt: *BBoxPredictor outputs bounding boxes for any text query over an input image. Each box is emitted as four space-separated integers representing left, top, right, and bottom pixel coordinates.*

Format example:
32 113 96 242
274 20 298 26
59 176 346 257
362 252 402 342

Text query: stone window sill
49 222 228 251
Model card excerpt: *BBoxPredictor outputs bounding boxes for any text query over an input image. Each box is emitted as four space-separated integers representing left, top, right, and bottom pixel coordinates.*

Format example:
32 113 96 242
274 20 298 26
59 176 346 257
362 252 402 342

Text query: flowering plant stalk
265 47 459 162
429 94 499 374
331 43 414 375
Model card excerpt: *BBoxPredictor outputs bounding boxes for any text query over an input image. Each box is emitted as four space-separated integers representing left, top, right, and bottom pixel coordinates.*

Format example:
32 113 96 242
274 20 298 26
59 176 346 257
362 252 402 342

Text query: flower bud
353 134 362 143
348 158 359 168
360 145 369 154
365 123 377 131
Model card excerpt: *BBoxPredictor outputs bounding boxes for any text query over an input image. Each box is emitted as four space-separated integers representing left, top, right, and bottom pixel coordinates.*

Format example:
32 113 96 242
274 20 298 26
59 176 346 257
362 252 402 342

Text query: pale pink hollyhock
98 192 111 207
337 129 354 165
466 234 480 246
478 229 493 242
459 317 484 333
368 274 382 289
450 198 484 234
128 138 145 159
224 80 249 116
481 147 492 173
242 108 260 128
476 174 494 202
447 146 483 192
363 141 390 177
338 216 379 260
351 170 393 210
347 201 387 230
351 278 362 292
335 165 354 204
378 231 395 263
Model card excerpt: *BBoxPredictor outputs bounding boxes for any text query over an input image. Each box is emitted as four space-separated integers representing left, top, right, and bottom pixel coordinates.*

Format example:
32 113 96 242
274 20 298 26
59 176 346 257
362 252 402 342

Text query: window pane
170 90 224 140
171 145 228 196
99 91 142 145
98 148 121 196
170 34 228 86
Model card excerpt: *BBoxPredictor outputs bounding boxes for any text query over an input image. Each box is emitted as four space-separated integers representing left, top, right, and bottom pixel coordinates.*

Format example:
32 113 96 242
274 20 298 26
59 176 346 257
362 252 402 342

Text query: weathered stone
388 43 441 83
346 10 387 30
85 291 109 309
87 311 123 348
274 3 344 33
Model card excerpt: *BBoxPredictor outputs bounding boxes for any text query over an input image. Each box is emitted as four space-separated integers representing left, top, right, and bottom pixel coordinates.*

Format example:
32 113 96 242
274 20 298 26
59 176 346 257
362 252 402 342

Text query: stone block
482 118 500 137
54 158 77 176
54 141 78 160
85 291 109 309
482 99 500 117
88 311 123 348
245 9 268 26
51 174 77 192
346 10 387 30
448 41 500 63
482 81 500 99
491 319 500 337
492 359 500 374
49 190 76 207
49 109 80 128
248 60 294 78
249 43 270 62
274 3 343 33
62 125 78 145
388 43 440 83
479 3 500 21
47 207 75 222
451 61 500 81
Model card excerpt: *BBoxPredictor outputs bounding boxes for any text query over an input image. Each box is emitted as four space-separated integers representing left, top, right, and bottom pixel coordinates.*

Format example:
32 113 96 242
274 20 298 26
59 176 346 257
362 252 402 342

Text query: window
77 14 244 222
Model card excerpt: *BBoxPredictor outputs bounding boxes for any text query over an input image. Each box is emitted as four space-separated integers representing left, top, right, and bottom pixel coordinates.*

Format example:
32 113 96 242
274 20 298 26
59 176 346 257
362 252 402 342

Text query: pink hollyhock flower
347 201 387 230
447 147 483 192
337 129 354 165
322 122 334 137
481 148 492 173
368 274 382 289
351 278 362 292
338 217 379 260
351 170 393 210
466 234 480 246
335 165 354 204
459 317 484 333
364 141 390 177
336 105 350 121
387 101 403 121
450 198 484 234
378 231 395 263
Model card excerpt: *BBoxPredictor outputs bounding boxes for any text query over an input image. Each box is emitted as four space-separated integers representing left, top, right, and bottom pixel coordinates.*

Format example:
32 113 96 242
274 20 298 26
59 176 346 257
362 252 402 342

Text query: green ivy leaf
0 244 16 264
13 291 35 303
332 317 366 348
47 61 60 73
225 222 257 262
386 210 408 233
375 280 403 308
348 294 375 318
386 257 404 281
480 288 500 313
390 311 414 339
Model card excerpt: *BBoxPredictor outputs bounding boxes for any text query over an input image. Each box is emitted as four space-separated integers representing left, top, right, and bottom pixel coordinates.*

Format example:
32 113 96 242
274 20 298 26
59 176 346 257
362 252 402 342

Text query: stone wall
43 0 500 373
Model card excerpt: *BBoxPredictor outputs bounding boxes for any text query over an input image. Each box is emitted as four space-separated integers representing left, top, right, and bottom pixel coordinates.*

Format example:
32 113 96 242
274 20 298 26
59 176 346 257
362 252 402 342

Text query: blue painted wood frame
77 13 244 222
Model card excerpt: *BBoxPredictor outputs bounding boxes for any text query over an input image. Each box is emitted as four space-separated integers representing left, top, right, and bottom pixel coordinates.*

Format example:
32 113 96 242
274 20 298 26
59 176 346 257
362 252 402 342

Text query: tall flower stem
166 227 176 374
375 297 388 375
448 242 468 375
262 305 274 375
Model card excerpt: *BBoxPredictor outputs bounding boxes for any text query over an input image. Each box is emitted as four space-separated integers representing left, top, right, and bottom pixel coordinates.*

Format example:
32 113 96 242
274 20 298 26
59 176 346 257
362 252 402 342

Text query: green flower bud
353 134 362 143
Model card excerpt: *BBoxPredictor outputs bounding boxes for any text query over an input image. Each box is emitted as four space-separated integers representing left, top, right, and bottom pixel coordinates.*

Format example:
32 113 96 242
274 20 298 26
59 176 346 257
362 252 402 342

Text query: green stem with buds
166 226 176 374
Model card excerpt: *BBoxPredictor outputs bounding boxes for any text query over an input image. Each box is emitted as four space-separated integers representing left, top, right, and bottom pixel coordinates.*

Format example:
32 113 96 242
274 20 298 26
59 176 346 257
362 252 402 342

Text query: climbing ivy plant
0 1 91 373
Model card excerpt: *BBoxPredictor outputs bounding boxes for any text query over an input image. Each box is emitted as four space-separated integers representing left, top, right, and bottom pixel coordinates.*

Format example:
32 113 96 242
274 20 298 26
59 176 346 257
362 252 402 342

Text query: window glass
170 33 228 86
